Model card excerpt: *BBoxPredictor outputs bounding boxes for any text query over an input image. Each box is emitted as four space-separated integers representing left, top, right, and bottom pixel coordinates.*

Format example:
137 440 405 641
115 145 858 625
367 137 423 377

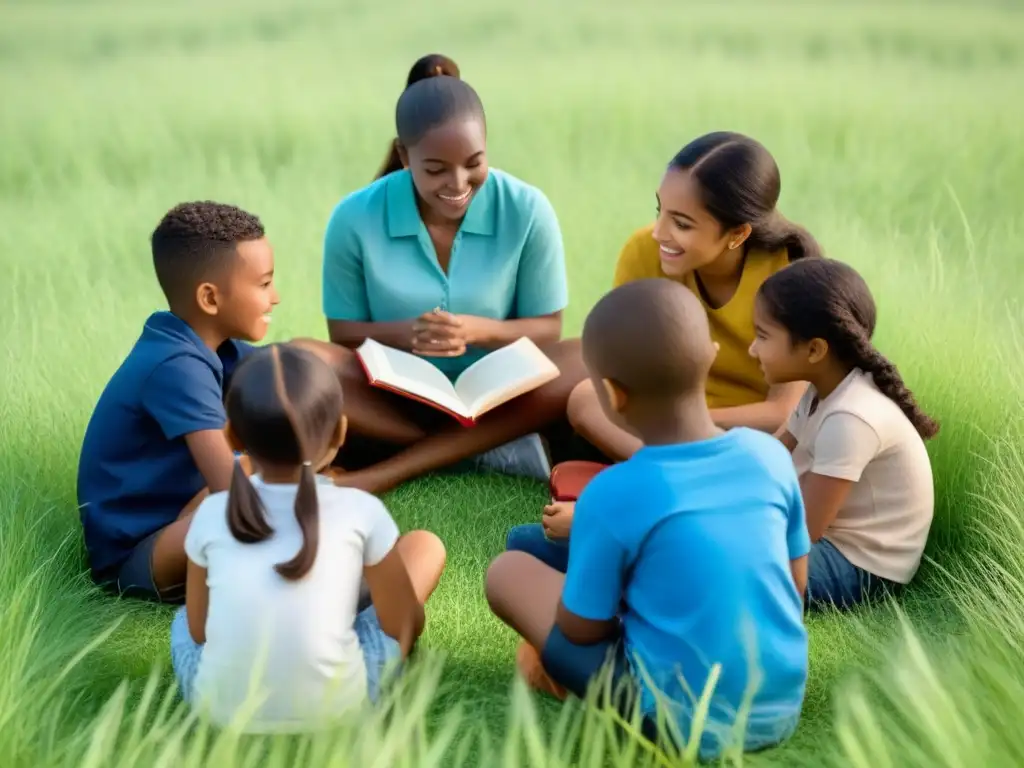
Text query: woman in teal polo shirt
300 75 586 494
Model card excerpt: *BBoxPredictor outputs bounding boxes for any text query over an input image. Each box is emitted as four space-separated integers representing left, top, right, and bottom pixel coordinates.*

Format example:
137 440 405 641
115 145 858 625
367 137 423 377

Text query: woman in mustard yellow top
562 132 824 469
509 133 825 561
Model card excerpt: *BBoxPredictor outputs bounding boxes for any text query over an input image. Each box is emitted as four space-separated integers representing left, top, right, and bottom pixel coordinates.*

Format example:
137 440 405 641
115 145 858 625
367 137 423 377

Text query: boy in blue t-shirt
77 201 280 603
485 278 810 760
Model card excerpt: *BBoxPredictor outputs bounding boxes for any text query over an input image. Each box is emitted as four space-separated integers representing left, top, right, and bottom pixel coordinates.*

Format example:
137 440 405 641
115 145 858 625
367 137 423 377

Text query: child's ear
196 282 220 317
395 142 410 170
334 415 348 450
807 338 830 365
224 421 244 452
601 378 628 414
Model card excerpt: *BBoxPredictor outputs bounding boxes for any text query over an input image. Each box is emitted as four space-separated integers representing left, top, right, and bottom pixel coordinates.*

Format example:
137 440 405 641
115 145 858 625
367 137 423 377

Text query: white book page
358 339 468 418
454 338 560 419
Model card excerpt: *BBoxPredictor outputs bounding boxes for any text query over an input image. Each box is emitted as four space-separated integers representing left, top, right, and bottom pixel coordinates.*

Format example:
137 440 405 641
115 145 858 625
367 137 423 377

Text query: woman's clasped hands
412 308 487 358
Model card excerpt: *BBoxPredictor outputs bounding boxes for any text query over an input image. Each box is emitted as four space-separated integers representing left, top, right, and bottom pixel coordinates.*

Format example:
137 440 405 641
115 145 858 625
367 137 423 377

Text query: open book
355 337 561 426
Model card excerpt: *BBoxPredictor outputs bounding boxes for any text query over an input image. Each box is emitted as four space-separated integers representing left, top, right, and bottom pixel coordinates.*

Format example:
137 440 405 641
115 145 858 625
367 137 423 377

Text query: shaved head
582 279 716 398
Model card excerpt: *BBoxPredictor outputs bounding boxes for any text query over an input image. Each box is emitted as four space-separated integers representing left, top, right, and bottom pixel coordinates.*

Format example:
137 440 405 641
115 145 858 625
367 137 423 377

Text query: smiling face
202 237 280 342
399 118 489 223
652 168 750 279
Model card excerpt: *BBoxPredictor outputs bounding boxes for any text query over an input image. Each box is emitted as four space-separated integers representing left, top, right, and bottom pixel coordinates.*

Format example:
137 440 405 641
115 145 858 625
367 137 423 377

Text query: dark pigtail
374 54 461 180
758 258 939 441
226 458 274 544
224 344 344 581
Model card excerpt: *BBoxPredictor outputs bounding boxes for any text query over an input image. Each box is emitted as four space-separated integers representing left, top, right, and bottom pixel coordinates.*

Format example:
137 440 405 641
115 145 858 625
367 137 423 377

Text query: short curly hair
151 201 265 307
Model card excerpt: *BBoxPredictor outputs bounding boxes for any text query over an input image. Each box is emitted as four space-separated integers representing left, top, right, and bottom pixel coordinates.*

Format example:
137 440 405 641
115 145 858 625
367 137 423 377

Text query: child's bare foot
332 467 392 494
516 641 567 700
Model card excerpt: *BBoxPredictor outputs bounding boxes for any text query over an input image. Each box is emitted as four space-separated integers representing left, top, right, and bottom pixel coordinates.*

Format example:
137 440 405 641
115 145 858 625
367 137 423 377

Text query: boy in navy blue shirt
485 278 810 760
77 201 279 603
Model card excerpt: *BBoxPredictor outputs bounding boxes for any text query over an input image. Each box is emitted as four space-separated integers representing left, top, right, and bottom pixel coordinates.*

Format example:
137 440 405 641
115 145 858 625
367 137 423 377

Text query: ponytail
849 334 940 440
374 139 404 180
749 211 823 262
274 461 320 580
227 458 274 544
373 54 461 181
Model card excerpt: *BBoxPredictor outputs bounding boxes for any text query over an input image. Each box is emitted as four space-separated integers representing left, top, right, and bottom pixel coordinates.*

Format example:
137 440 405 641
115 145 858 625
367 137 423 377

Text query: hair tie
302 460 312 467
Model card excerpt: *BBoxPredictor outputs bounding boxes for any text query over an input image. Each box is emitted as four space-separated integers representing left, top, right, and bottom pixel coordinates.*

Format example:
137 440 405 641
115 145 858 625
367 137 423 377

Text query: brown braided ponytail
758 258 939 440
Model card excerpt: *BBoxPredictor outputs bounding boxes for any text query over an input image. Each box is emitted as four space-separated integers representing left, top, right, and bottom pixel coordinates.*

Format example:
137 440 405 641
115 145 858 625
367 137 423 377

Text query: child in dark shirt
77 201 279 602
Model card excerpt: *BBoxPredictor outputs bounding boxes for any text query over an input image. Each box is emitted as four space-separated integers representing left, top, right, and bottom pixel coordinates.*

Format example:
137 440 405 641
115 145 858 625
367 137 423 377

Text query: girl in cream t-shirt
749 258 939 610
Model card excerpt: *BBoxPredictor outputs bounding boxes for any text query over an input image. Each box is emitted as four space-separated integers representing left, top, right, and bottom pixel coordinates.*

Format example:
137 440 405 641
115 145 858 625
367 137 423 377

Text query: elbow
325 321 364 349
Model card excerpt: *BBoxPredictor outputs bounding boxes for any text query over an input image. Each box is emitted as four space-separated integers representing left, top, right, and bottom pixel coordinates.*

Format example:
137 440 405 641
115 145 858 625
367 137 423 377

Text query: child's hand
542 501 575 540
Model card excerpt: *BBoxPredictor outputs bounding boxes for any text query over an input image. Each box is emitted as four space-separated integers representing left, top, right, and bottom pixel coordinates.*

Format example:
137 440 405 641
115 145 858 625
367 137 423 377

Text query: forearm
468 315 562 350
710 401 792 434
327 320 414 351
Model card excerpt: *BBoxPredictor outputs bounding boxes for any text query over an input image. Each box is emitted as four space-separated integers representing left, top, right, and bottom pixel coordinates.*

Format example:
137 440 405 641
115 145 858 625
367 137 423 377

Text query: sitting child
486 278 810 760
77 201 278 602
750 258 938 610
170 344 445 730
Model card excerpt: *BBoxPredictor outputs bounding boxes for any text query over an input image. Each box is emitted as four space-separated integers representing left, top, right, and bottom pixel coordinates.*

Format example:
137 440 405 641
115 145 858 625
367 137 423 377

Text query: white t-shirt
788 368 935 584
184 475 400 732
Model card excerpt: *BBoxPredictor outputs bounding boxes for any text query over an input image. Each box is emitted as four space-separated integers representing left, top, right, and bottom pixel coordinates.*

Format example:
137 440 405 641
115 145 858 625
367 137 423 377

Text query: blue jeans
170 604 400 707
807 538 899 611
505 523 569 572
542 624 799 760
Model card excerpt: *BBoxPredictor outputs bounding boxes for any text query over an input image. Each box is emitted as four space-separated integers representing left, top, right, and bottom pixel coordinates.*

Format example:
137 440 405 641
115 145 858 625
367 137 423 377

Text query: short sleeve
513 191 569 318
141 355 227 440
361 496 401 567
322 203 370 321
784 472 811 560
560 487 629 621
811 412 881 482
183 494 221 568
612 227 661 288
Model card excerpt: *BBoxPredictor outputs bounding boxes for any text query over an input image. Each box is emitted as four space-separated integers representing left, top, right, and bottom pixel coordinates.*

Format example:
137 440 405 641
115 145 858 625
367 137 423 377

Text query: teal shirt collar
385 169 496 238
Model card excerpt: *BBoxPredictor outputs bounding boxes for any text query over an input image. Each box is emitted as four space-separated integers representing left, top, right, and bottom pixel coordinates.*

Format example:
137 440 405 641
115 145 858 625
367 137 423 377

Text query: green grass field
2 0 1023 764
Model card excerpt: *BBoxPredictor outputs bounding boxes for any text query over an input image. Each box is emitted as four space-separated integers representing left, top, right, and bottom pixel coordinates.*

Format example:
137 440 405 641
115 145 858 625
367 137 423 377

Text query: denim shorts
807 538 900 611
170 604 401 709
97 528 185 604
505 524 569 573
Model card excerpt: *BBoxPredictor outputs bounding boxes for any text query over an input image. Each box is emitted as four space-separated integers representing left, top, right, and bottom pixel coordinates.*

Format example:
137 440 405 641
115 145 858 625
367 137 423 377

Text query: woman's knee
288 337 352 378
566 379 599 431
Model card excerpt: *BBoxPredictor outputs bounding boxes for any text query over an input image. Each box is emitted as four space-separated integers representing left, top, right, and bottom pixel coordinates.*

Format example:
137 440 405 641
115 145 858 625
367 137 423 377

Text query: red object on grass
548 461 610 502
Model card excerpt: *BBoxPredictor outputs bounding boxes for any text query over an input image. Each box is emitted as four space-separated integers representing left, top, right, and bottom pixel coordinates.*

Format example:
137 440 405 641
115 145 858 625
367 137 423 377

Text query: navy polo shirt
76 311 254 579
